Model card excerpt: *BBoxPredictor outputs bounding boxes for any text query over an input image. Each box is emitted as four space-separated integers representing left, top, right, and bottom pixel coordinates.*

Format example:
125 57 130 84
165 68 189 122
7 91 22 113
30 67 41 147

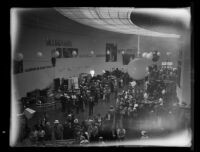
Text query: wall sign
25 65 53 72
46 39 72 47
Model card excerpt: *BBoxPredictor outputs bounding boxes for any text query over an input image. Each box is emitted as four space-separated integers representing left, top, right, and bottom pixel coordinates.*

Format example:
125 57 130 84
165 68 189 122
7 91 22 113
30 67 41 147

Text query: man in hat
53 120 63 140
44 121 52 141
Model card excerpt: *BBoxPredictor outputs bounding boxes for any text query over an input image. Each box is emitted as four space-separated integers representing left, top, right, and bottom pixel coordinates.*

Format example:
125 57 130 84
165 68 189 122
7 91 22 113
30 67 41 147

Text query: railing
35 101 61 112
55 139 77 146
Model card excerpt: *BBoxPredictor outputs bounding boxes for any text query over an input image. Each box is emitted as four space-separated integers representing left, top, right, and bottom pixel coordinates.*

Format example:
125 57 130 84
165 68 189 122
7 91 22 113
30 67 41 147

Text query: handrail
35 102 58 108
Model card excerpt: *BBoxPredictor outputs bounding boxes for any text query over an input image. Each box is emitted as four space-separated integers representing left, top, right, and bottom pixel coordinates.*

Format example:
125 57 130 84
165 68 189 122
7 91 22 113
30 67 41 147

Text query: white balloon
157 52 161 56
37 51 43 57
144 93 148 99
162 89 166 95
142 52 147 58
127 58 149 80
167 52 171 56
90 70 95 77
131 81 136 87
146 52 153 59
72 50 77 56
54 51 60 57
91 50 94 55
16 53 24 61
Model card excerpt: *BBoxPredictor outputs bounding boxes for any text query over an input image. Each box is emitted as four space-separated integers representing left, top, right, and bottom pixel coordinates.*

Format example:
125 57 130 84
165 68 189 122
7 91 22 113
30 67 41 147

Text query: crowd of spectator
27 109 126 146
18 65 182 146
58 68 130 117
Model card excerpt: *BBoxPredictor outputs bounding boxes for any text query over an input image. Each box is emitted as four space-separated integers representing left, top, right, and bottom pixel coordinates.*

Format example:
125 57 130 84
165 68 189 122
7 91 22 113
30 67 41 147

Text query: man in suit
89 96 94 116
64 92 71 114
60 94 66 113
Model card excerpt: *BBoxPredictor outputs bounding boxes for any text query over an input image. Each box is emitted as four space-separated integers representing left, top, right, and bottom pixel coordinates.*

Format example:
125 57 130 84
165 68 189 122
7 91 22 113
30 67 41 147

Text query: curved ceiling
130 8 190 33
55 7 180 38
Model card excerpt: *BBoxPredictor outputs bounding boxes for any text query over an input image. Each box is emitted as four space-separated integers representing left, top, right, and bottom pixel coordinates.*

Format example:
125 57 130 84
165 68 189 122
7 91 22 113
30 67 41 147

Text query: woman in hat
117 127 126 141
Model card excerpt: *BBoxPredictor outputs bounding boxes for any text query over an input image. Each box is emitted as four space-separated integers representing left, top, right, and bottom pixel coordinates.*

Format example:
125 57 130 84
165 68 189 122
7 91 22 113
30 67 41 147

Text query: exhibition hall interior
10 7 192 147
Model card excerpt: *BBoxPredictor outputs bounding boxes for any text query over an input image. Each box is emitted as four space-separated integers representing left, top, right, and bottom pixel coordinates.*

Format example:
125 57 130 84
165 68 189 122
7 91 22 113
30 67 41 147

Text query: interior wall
13 9 182 99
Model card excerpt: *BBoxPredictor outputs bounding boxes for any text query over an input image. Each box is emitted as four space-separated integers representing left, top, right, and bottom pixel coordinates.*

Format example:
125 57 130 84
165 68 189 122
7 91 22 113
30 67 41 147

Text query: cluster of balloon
142 52 153 65
15 53 24 61
127 58 149 80
152 51 160 62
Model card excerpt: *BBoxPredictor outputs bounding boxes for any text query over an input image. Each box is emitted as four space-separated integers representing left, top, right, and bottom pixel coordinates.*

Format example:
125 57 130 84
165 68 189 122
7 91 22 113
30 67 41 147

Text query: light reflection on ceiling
55 7 180 38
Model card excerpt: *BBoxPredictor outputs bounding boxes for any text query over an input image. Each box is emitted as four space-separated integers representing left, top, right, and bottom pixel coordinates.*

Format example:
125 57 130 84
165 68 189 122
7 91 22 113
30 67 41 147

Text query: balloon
54 51 60 57
144 93 148 99
107 50 110 55
131 81 136 87
157 52 161 56
72 50 77 56
16 53 23 61
142 52 148 58
146 52 153 59
90 70 95 77
37 51 43 57
122 50 125 54
91 50 94 55
127 58 149 80
167 52 171 56
162 89 166 95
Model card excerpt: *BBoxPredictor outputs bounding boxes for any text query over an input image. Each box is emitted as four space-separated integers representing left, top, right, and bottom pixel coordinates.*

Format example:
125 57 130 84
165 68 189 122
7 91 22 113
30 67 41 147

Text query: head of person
54 120 59 125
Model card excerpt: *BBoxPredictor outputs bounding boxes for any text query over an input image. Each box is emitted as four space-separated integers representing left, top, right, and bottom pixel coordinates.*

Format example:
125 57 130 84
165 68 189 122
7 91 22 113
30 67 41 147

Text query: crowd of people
113 64 180 132
18 65 182 146
18 68 129 146
28 110 126 146
58 68 130 117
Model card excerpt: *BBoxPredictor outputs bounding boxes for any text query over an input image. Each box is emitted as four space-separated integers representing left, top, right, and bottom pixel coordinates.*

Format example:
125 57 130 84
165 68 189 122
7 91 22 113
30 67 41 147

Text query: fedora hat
54 120 59 123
